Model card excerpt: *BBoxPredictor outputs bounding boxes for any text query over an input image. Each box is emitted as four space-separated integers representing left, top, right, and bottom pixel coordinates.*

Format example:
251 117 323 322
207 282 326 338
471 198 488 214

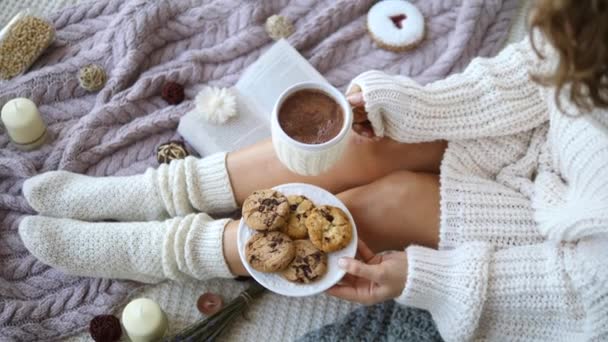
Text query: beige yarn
0 15 55 80
265 15 294 40
77 64 106 91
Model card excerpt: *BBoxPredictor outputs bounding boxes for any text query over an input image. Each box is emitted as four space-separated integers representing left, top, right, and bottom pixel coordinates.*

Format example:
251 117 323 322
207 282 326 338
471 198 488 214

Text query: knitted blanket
0 0 517 340
299 301 443 342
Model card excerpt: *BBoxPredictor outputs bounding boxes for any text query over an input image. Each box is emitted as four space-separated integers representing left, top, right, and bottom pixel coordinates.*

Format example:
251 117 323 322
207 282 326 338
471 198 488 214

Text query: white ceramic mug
271 82 353 176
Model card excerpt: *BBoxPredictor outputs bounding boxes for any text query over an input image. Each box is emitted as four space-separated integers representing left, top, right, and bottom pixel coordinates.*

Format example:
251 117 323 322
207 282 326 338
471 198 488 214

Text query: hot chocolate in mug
271 82 353 176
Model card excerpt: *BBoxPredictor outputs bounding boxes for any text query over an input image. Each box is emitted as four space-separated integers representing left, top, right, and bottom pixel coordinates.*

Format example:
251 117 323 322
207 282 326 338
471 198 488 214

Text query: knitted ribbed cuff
396 243 491 341
189 152 238 214
347 70 401 138
187 217 234 280
347 70 399 95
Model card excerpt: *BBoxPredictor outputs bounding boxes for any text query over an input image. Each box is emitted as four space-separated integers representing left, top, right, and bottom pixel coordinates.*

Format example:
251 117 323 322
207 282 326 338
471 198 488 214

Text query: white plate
237 183 358 297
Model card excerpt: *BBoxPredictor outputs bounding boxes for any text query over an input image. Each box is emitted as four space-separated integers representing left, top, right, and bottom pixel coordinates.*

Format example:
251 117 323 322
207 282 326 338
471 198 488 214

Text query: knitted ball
161 81 185 105
265 15 294 40
78 64 107 92
89 315 121 342
157 141 189 164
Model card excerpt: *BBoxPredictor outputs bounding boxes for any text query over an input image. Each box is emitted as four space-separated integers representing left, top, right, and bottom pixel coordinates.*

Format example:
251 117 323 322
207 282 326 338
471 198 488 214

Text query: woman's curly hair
530 0 608 112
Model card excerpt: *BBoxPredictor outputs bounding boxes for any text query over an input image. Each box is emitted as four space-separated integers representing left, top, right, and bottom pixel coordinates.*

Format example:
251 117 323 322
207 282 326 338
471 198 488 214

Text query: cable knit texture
0 0 518 340
349 35 608 341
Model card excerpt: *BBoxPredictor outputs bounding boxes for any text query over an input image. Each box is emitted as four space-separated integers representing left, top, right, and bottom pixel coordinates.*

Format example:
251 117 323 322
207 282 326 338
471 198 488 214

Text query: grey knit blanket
299 301 442 342
0 0 517 340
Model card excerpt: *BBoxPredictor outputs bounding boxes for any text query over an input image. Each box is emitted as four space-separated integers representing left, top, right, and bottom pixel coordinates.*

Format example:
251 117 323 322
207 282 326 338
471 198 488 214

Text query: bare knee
338 170 440 251
372 170 429 204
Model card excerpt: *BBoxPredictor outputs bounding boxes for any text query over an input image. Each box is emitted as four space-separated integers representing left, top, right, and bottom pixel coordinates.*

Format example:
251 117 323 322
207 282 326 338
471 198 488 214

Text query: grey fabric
299 301 443 342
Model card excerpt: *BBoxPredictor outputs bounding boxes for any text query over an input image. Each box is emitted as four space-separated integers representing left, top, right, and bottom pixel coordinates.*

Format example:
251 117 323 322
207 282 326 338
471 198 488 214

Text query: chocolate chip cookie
281 240 328 283
281 195 315 239
245 231 295 273
306 205 353 252
242 189 290 231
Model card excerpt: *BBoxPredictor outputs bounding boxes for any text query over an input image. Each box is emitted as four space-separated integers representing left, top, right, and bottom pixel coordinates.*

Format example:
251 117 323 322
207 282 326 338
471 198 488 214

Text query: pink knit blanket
0 0 517 340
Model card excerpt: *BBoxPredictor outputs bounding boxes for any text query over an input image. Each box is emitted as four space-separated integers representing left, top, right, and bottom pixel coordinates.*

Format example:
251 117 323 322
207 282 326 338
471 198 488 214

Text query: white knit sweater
348 34 608 341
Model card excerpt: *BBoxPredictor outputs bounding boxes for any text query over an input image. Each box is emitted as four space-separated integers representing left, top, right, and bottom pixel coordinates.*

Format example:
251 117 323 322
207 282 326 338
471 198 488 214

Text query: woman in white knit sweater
18 0 607 340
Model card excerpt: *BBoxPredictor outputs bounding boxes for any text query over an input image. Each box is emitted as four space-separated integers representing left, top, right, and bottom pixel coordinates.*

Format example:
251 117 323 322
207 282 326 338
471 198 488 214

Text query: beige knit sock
22 153 237 221
18 214 234 283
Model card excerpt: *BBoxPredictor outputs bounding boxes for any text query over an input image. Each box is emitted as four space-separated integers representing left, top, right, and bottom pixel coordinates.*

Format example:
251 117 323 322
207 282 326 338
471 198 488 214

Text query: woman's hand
347 86 379 141
327 239 408 305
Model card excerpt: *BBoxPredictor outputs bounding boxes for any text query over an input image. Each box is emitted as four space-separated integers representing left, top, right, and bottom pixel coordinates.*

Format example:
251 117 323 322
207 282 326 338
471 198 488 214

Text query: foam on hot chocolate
278 89 344 145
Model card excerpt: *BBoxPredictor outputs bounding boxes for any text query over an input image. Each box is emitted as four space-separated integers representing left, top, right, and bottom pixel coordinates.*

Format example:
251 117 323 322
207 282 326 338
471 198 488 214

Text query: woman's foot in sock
22 170 166 221
18 214 234 283
22 153 238 221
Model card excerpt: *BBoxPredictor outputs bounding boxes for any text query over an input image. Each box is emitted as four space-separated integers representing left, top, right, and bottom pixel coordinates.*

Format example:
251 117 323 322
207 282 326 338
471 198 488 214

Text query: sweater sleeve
531 113 608 242
347 39 549 142
396 238 608 341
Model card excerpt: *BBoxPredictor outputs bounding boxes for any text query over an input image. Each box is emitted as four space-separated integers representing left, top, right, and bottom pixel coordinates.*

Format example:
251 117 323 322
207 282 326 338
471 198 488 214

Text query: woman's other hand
327 239 407 305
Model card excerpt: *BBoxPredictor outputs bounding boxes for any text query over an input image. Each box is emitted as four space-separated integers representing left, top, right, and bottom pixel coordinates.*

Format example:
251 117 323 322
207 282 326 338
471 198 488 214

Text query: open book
178 39 331 156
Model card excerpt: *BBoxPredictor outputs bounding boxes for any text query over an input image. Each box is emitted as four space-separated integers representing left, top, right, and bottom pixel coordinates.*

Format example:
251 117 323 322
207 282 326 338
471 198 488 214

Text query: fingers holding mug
347 92 365 109
346 90 378 140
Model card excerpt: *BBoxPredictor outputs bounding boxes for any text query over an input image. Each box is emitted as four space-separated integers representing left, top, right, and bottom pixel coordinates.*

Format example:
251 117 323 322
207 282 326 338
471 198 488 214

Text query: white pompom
192 86 237 125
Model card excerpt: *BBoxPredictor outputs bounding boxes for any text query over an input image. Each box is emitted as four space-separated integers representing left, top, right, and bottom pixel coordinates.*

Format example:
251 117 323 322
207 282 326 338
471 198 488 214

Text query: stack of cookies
242 189 353 284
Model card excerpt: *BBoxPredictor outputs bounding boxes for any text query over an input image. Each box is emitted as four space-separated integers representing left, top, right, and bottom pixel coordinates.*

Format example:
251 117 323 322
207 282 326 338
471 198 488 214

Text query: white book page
179 39 331 155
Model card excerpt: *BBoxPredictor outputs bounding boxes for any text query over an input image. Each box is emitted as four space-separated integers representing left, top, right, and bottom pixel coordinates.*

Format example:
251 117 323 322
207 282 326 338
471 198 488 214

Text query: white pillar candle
1 98 47 150
121 298 168 342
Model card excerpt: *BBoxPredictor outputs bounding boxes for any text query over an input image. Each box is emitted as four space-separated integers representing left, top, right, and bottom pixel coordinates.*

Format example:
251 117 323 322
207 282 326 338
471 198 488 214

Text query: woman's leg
227 136 446 205
22 135 444 221
337 171 440 252
223 220 248 275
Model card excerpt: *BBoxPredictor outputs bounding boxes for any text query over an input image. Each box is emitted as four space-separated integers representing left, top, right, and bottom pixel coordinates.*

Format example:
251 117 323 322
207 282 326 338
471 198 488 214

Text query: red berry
161 81 185 105
89 315 121 342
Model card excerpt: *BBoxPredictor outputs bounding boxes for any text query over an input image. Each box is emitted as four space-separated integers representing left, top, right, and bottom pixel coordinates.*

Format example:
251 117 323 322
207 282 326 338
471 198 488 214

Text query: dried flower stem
164 281 266 342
